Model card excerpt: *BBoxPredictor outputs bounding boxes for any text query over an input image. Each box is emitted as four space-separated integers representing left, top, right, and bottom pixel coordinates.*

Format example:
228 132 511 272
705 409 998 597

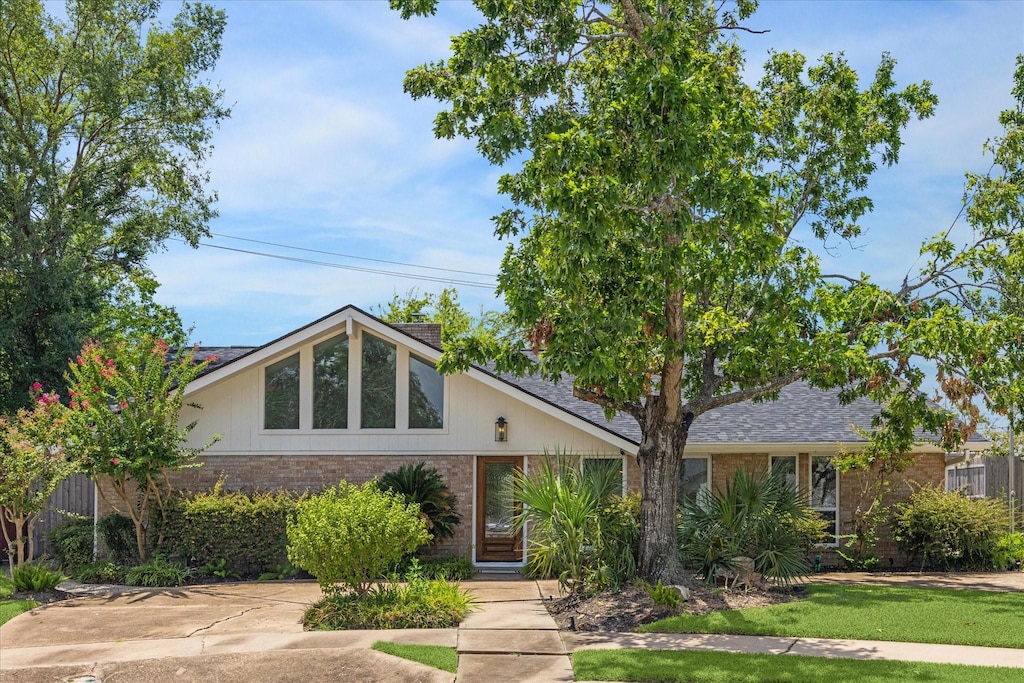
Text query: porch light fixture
495 417 508 442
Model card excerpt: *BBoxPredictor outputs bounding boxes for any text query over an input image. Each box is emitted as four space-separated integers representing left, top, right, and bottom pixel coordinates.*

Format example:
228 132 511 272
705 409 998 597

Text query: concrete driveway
0 581 457 683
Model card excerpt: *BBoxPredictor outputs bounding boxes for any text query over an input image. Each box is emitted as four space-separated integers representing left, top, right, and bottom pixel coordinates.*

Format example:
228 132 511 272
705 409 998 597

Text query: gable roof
188 304 985 451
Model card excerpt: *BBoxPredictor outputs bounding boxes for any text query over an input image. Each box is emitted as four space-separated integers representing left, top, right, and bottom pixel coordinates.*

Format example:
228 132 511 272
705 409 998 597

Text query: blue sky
143 0 1024 348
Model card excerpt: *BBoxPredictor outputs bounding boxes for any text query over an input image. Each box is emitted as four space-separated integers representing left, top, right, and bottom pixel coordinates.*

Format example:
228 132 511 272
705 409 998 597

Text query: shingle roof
488 373 961 446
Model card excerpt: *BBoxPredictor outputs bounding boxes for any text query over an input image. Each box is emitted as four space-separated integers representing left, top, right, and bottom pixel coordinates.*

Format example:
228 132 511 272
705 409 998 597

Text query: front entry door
476 456 524 562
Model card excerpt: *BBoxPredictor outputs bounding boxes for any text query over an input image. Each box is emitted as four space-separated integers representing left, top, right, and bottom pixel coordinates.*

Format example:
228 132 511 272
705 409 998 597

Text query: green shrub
157 482 299 579
379 463 461 542
124 557 189 587
287 480 430 595
304 574 473 630
47 517 94 570
643 579 682 608
991 532 1024 571
0 575 12 598
74 561 127 584
12 563 65 592
514 451 639 594
415 555 476 581
257 561 300 581
891 486 1009 570
678 468 822 586
97 513 139 566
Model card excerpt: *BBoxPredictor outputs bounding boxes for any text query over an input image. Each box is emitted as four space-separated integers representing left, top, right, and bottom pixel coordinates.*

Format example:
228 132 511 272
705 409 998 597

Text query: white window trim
580 455 627 496
809 455 839 547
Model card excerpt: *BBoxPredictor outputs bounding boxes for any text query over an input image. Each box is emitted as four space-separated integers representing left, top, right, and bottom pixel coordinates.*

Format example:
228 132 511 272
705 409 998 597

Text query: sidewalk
1 574 1023 682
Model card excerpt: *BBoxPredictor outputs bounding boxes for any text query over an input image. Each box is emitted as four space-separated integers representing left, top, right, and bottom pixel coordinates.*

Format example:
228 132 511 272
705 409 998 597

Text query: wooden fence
3 474 96 561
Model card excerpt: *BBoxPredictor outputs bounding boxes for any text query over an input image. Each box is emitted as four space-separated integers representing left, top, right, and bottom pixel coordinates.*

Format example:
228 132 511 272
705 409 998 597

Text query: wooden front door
476 456 524 562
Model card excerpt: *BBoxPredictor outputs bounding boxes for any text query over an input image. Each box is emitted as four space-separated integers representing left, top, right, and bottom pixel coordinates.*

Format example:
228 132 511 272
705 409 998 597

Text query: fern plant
379 463 461 541
12 563 65 592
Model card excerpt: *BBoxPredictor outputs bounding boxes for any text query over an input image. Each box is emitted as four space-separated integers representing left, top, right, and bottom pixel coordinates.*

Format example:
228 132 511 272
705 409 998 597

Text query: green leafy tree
65 336 219 561
0 0 229 415
287 480 431 596
375 287 503 348
0 385 77 574
392 0 1023 580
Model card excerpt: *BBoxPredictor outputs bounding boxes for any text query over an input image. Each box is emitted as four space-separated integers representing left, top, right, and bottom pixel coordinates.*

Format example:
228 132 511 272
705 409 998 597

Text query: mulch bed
544 576 806 631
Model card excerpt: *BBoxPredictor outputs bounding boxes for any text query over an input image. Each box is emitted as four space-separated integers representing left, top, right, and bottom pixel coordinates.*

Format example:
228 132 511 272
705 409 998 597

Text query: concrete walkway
1 573 1023 681
456 576 573 683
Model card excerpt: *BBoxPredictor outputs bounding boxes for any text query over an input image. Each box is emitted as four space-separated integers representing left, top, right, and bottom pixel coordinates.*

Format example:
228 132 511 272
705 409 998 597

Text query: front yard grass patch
572 649 1023 683
304 578 473 630
371 642 458 673
0 599 37 626
641 584 1024 648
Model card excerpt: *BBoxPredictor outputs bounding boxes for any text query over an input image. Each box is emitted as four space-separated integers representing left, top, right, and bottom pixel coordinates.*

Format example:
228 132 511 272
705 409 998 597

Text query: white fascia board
185 307 362 394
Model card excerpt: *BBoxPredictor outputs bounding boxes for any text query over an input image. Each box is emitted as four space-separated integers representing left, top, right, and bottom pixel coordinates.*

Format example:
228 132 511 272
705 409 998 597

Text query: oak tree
394 0 1024 580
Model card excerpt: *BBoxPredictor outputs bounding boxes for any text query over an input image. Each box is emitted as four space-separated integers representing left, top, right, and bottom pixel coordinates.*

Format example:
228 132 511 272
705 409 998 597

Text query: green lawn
641 584 1024 648
0 599 37 626
573 650 1024 683
371 641 459 673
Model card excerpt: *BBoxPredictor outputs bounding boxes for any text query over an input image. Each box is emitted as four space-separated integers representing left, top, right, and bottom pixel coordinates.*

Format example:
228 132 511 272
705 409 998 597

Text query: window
408 353 443 429
678 457 709 504
771 455 798 492
264 353 300 429
582 457 625 496
361 333 396 428
810 455 838 544
313 334 348 429
947 465 985 498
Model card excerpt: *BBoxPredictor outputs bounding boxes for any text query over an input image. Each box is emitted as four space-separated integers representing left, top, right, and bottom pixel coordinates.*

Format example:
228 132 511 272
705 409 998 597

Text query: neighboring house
93 305 982 568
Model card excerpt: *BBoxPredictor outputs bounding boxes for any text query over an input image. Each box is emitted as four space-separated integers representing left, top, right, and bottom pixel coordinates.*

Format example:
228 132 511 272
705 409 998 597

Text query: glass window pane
771 456 797 492
810 456 836 507
484 462 516 539
817 510 838 544
582 458 624 496
264 353 299 429
361 333 396 428
679 458 709 503
313 334 348 429
409 354 443 428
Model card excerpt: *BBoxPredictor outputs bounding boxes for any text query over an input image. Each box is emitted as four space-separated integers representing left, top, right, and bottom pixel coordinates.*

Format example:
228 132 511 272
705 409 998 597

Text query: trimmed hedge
157 483 300 578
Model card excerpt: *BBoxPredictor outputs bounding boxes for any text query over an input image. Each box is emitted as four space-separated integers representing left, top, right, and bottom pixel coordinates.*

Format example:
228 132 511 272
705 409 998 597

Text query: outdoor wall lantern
495 417 508 442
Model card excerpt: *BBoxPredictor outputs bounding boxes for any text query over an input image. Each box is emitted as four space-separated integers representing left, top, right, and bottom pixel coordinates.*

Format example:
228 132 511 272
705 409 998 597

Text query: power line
167 238 497 289
210 232 498 279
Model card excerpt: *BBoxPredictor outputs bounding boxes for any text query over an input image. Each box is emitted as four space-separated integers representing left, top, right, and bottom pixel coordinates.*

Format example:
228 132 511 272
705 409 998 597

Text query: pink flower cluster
28 382 60 406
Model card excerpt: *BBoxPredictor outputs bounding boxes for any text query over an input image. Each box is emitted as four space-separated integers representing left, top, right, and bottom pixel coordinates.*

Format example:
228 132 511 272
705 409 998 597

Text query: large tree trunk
635 286 691 581
636 398 690 582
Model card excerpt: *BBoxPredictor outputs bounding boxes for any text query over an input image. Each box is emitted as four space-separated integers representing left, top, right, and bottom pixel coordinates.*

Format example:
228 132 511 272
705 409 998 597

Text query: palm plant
512 450 638 593
678 468 825 586
379 463 461 541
